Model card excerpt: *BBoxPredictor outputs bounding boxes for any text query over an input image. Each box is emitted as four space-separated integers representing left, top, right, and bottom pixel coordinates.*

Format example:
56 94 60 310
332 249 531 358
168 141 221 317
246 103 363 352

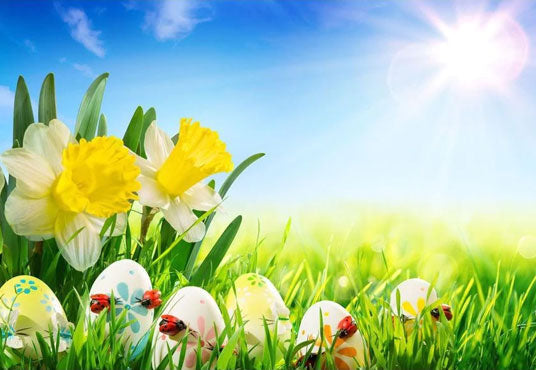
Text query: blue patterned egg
88 259 154 358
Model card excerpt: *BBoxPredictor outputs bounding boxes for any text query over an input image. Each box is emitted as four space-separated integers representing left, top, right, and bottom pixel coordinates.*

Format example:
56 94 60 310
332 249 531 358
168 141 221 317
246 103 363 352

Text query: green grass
1 73 535 369
1 207 536 369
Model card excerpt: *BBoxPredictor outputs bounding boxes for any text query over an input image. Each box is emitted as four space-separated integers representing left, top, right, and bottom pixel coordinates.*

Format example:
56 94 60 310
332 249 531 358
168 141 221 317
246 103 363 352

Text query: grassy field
2 203 536 369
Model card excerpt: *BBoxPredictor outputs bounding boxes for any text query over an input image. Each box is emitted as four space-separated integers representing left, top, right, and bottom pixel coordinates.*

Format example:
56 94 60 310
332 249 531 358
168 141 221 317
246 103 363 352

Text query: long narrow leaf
184 153 264 277
190 215 242 286
13 75 34 148
97 113 107 136
123 106 144 151
75 73 109 140
139 107 156 157
38 73 57 124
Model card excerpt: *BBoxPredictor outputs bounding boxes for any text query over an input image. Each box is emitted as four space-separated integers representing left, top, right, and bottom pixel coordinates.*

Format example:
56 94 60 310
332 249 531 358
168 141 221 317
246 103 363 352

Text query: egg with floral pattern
152 286 225 370
225 273 292 357
390 278 438 318
297 301 366 369
88 259 154 358
0 275 71 359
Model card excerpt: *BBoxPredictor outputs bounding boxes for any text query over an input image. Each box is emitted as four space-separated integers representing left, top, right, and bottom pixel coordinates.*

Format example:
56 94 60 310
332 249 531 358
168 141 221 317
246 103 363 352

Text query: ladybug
136 289 162 309
159 314 187 337
90 294 113 314
431 304 453 321
337 315 358 339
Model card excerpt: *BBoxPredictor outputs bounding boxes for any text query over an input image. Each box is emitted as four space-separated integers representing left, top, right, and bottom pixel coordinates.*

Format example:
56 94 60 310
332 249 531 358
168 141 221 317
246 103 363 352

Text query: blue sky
1 0 536 211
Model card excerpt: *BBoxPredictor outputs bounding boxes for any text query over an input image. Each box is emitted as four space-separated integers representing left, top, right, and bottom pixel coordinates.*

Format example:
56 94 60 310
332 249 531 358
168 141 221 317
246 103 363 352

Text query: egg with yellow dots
296 301 367 369
389 278 453 336
225 273 292 357
0 275 71 359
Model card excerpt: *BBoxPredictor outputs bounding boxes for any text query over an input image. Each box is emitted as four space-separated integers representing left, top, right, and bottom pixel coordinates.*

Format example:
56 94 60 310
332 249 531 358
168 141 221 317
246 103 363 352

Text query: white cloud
24 39 36 53
73 63 96 78
143 0 210 41
0 86 15 109
58 6 105 57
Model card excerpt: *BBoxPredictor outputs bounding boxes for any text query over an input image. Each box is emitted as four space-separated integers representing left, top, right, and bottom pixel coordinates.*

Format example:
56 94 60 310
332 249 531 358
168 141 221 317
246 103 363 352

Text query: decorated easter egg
0 275 71 358
225 273 292 357
88 259 156 358
297 301 366 369
152 286 225 370
390 278 438 318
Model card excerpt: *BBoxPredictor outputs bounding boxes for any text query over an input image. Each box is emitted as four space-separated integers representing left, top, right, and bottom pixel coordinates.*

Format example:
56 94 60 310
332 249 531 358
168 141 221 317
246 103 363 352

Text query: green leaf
139 107 156 157
38 73 57 124
184 153 264 277
122 106 144 151
97 113 107 136
190 215 242 286
13 76 34 148
219 152 265 198
75 73 109 140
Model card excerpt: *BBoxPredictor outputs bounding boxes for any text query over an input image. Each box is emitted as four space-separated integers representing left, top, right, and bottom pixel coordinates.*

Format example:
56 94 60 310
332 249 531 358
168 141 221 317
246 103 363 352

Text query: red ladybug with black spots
337 315 358 339
159 314 187 337
137 289 162 309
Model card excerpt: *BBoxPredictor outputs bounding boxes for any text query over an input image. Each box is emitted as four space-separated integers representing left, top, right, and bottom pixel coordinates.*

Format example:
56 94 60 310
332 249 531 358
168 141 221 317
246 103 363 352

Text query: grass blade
190 215 242 286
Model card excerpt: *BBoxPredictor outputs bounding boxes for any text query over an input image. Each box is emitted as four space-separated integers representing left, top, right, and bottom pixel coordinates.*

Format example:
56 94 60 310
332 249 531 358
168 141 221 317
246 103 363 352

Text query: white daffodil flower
136 119 233 242
0 119 140 271
0 309 23 349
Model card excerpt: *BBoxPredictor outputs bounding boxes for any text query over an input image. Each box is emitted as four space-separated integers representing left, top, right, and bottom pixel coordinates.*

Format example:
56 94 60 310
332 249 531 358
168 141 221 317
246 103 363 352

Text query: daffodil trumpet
135 119 233 242
0 119 140 271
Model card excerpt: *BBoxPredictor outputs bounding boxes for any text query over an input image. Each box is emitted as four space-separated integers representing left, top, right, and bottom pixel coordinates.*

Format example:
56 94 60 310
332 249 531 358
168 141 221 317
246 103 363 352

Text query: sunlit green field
2 203 536 369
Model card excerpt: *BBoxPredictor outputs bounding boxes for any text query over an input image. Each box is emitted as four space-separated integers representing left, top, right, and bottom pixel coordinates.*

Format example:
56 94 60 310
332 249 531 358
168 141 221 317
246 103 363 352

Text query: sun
429 13 528 90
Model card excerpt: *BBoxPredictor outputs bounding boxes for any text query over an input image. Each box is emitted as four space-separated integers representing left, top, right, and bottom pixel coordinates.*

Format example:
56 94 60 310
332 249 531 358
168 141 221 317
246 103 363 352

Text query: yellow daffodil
0 119 140 271
136 119 233 242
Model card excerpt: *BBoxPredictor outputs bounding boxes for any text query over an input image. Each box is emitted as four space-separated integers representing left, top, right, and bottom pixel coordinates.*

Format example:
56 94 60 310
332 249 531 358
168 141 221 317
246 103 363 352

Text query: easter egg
225 273 292 357
389 278 438 318
0 275 71 358
297 301 366 369
88 259 154 358
152 286 225 370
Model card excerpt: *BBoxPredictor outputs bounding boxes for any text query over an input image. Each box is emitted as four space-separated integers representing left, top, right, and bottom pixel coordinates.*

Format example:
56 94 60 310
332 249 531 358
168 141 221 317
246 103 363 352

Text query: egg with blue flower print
0 275 71 359
88 259 160 358
225 273 292 358
296 301 366 369
389 278 438 319
152 286 225 370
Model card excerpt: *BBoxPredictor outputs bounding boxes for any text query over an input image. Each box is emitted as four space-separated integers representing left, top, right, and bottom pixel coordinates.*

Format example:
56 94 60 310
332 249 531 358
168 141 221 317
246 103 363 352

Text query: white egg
297 301 366 369
390 278 438 318
0 276 71 359
225 273 292 357
88 259 154 358
152 286 225 370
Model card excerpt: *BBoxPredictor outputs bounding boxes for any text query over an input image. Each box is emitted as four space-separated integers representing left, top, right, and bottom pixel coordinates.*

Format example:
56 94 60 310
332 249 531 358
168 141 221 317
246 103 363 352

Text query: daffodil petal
181 183 221 211
138 175 170 208
23 120 73 176
135 154 158 177
112 213 127 236
161 198 206 243
55 212 103 272
5 189 57 237
144 121 174 169
0 148 56 197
